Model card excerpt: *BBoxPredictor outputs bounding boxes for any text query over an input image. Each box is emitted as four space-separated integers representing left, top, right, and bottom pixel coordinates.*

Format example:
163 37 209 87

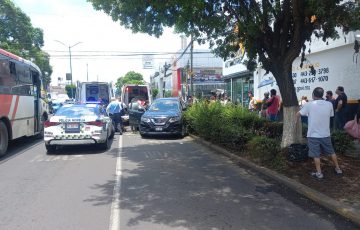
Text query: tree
88 0 360 147
65 84 76 99
115 71 145 93
152 88 159 99
0 0 53 88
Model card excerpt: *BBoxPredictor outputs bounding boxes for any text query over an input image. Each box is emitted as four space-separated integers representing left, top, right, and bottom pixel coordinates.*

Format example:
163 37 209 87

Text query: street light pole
54 40 82 98
190 35 194 97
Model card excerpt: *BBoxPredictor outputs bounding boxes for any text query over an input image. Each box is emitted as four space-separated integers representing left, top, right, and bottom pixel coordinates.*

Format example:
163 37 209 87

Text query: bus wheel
0 121 9 156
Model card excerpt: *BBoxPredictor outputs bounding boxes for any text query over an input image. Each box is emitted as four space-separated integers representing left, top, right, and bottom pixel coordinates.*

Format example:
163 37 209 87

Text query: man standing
297 87 342 180
106 97 123 134
266 89 280 121
325 90 336 129
334 86 348 130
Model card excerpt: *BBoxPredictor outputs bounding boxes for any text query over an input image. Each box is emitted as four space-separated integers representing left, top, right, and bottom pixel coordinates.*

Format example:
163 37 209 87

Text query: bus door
32 71 40 133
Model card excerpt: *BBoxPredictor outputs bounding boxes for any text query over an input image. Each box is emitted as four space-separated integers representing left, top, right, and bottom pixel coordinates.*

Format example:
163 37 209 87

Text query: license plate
155 127 163 131
67 123 79 129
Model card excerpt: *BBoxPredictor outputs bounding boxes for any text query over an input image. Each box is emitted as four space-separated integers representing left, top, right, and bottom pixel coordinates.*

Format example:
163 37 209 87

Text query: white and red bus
0 48 49 156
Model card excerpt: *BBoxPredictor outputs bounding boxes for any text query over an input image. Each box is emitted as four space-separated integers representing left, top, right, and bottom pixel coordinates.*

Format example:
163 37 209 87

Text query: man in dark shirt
334 86 348 130
325 90 336 129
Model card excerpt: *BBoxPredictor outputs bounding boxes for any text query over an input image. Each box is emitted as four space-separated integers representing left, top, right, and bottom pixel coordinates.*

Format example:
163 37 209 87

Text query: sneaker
334 168 343 176
310 172 324 180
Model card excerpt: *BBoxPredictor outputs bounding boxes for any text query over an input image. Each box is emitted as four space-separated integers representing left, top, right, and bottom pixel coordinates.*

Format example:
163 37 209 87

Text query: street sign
66 73 72 81
142 55 154 69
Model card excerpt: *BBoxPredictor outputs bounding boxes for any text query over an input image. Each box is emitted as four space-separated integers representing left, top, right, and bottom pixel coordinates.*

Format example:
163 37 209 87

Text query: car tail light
85 121 104 127
44 121 60 127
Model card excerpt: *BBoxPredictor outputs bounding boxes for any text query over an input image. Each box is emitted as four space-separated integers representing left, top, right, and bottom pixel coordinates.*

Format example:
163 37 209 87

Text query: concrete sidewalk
190 134 360 227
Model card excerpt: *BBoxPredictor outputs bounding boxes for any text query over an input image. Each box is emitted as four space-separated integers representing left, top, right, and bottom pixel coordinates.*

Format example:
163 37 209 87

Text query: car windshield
149 100 179 111
55 106 99 117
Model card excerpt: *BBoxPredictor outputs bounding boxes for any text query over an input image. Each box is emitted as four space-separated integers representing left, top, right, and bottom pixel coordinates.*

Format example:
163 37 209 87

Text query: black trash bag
287 144 309 162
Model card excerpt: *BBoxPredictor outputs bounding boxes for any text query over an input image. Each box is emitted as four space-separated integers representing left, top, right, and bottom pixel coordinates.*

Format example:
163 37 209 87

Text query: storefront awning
222 71 252 80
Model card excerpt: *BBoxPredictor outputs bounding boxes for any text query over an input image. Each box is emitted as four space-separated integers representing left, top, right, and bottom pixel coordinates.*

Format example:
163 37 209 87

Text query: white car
44 103 114 153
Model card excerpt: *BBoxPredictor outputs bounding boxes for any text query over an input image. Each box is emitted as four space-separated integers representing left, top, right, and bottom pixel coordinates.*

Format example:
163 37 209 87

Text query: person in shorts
297 87 342 180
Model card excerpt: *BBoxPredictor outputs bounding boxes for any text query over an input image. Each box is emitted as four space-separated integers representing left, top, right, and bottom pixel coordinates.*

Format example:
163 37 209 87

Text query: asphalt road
0 132 358 230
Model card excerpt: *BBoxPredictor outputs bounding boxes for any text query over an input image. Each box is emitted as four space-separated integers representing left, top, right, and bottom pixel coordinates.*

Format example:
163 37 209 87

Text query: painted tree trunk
273 64 303 148
281 106 303 148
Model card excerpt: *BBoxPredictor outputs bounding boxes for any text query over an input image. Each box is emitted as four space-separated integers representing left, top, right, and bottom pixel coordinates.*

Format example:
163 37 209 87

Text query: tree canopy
0 0 52 87
115 71 145 92
88 0 360 146
65 84 76 99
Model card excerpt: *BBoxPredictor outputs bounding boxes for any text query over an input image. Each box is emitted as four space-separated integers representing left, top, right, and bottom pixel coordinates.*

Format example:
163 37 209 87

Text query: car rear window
149 100 179 111
55 106 99 117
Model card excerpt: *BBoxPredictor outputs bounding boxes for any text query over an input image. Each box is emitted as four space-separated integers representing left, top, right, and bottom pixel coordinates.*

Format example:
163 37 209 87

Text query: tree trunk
272 63 303 148
281 106 303 148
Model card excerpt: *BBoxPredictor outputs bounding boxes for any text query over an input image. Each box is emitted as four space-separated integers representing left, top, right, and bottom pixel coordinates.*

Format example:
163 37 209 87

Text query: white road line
109 135 122 230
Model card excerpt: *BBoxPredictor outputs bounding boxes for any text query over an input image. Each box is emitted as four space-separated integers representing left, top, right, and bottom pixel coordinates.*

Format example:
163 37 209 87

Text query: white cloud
12 0 194 85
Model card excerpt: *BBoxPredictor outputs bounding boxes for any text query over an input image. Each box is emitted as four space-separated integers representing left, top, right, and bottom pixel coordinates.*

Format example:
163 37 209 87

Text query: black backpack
287 144 309 162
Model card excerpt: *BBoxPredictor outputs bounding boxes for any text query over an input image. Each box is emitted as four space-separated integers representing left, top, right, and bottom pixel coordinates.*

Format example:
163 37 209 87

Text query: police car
44 103 114 153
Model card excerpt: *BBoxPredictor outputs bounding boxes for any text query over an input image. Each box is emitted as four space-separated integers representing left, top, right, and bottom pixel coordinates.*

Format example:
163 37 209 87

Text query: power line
45 50 213 55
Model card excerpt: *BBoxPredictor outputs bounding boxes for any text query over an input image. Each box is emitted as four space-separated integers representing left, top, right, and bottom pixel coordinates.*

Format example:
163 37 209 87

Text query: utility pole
163 62 170 97
190 35 194 96
54 40 82 98
86 63 89 81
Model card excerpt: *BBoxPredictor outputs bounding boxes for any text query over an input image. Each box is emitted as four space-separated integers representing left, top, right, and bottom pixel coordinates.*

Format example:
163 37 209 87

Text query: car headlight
169 116 181 123
141 117 151 123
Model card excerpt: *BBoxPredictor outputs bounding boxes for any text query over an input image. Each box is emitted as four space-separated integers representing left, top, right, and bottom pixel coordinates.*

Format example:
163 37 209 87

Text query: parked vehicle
44 103 114 153
139 98 187 137
121 84 151 106
76 81 115 106
0 48 49 156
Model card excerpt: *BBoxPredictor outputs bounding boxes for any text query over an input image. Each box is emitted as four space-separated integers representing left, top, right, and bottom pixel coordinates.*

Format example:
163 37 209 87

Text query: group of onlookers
299 86 349 130
297 86 360 180
249 89 281 121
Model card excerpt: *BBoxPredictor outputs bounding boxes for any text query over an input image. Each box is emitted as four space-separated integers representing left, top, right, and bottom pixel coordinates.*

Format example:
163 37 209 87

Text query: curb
190 134 360 227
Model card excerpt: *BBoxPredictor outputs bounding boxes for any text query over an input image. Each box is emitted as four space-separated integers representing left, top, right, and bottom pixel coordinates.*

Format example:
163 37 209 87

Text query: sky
12 0 196 85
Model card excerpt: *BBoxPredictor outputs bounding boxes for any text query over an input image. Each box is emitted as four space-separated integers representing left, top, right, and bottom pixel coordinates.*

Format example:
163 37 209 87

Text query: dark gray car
139 98 187 137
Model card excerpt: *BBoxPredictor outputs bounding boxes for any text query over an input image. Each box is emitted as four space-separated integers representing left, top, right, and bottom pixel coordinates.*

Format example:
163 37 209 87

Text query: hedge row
184 101 355 171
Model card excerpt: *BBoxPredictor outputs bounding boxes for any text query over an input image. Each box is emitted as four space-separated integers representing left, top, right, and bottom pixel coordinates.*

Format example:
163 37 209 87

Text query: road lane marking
30 154 86 163
109 134 122 230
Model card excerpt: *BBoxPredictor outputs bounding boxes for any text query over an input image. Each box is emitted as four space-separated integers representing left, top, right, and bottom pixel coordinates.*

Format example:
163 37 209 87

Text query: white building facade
224 30 360 112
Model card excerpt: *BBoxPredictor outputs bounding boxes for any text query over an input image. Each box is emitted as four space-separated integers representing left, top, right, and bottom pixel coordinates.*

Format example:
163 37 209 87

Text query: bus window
12 63 33 96
0 59 13 94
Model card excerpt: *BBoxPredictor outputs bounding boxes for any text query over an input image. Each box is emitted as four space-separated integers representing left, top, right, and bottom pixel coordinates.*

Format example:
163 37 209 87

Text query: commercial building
224 30 360 115
151 38 224 100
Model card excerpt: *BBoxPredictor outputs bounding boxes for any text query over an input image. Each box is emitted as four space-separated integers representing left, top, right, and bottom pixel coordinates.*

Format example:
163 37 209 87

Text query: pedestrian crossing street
30 154 86 163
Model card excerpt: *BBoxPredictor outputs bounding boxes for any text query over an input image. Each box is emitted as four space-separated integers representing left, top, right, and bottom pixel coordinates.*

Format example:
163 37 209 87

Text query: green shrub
331 130 355 154
185 101 285 139
218 124 252 151
256 121 283 140
246 136 286 171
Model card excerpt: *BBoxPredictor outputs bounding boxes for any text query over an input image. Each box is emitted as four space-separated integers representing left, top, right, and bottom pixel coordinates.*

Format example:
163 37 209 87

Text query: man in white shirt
297 87 342 180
